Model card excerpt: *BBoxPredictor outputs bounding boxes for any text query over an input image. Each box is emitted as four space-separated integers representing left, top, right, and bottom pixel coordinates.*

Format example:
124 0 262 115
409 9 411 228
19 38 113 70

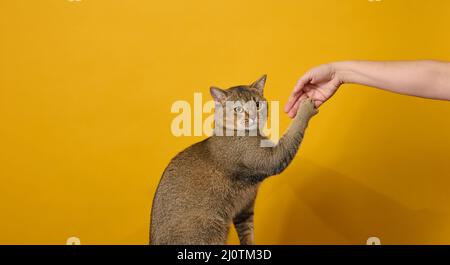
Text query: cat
150 75 317 245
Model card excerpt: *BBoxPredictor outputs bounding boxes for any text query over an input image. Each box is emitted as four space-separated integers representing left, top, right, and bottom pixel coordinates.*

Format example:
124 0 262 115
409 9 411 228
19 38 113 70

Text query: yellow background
1 0 450 244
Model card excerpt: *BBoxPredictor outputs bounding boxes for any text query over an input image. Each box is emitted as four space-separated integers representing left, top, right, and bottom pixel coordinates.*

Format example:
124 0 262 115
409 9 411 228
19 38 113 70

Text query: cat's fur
150 75 317 245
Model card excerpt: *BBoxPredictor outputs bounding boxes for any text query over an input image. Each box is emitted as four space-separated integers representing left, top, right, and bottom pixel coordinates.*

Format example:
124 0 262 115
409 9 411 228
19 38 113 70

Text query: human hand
284 63 343 118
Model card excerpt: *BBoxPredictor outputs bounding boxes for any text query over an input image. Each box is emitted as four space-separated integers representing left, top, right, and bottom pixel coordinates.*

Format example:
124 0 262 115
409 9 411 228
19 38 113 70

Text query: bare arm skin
285 60 450 118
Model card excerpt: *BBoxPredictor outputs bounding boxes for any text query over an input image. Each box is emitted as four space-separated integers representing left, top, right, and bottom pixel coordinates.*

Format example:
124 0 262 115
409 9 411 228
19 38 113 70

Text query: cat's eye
234 106 244 113
256 101 264 111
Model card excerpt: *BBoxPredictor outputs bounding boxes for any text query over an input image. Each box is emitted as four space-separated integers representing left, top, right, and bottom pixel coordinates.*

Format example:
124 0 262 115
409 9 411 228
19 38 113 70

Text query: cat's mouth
244 119 259 131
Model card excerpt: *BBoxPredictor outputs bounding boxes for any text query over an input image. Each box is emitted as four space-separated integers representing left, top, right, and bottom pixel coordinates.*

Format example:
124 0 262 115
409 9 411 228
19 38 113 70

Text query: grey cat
150 75 317 245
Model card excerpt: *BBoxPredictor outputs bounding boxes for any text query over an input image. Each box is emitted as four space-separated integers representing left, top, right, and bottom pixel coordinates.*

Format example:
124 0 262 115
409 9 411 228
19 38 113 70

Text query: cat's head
210 75 268 134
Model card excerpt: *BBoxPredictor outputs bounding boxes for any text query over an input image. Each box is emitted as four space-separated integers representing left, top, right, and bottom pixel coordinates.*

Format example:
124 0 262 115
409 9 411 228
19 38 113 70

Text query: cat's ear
250 74 267 95
210 86 228 104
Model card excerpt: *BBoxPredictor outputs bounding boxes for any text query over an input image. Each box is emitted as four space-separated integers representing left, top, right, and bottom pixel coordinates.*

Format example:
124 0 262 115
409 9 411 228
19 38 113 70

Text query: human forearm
332 60 450 100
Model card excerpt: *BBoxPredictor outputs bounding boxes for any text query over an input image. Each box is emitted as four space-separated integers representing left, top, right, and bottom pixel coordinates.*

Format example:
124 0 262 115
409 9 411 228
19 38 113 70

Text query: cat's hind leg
233 200 255 245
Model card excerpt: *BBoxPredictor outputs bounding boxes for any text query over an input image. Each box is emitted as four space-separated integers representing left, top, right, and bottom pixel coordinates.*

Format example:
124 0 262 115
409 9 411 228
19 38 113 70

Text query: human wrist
330 61 358 84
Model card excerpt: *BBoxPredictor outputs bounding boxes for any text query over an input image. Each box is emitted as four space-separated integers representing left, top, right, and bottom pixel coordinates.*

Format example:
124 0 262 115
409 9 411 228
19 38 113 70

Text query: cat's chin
213 126 262 137
240 127 262 136
246 124 259 132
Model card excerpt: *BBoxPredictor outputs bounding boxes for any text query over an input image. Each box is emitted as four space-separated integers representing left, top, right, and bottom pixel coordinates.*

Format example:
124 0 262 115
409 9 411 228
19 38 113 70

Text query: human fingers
284 74 312 113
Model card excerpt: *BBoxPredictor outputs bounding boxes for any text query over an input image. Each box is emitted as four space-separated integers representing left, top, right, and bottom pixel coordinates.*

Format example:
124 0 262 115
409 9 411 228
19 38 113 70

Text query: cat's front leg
242 98 318 177
291 98 319 133
233 200 255 245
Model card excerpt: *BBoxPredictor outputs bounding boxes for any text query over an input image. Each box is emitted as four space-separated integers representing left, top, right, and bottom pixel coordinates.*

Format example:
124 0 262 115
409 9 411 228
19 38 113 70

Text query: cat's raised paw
297 98 318 119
